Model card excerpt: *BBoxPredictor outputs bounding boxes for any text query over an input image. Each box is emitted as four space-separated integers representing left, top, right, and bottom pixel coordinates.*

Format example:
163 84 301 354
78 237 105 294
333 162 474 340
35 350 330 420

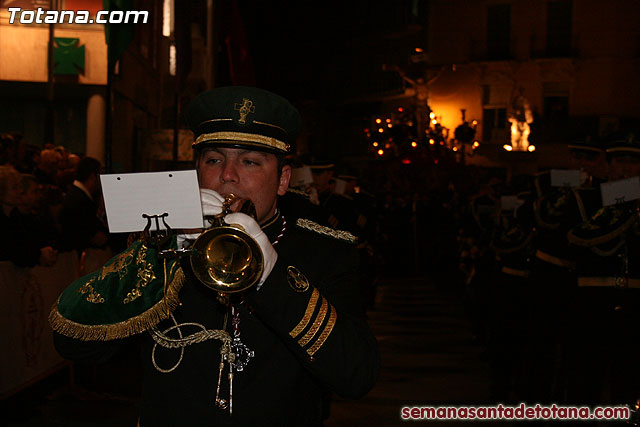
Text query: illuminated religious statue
508 86 534 151
384 64 444 138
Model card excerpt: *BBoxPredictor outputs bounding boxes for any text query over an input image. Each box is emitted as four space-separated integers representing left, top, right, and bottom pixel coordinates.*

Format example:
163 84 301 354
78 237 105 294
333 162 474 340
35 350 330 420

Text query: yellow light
411 141 418 148
372 142 379 147
473 141 480 147
387 123 393 128
169 44 177 76
377 149 384 156
472 120 478 126
431 119 437 125
385 118 391 123
375 118 382 124
429 139 435 145
429 112 435 119
415 47 423 53
452 147 458 152
528 145 536 152
503 144 513 151
378 128 384 133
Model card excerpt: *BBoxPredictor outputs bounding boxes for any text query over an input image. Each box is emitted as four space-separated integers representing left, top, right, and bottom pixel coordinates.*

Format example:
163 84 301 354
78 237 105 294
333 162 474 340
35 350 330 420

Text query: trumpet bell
190 225 264 294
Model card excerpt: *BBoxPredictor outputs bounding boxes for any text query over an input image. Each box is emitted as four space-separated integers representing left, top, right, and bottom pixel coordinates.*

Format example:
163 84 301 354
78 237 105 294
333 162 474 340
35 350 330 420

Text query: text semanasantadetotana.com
401 403 630 421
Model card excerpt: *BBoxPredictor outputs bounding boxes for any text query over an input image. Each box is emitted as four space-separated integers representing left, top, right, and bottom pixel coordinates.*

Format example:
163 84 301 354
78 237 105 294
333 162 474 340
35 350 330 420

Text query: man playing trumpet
51 86 379 426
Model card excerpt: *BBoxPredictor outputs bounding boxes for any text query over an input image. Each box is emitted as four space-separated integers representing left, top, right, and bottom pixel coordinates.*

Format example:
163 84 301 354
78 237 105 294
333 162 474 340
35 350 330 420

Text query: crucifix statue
384 64 445 138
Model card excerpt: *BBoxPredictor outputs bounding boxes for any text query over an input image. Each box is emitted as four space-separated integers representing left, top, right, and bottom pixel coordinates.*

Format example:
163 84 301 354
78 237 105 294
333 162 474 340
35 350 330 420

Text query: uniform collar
261 210 286 245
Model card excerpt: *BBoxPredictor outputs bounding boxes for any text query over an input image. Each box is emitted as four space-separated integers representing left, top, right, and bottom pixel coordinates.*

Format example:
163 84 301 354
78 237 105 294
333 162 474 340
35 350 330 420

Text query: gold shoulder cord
572 188 588 222
296 218 357 243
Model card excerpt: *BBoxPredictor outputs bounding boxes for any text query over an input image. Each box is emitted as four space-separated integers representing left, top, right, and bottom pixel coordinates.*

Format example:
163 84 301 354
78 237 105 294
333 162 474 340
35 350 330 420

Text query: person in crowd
56 151 82 192
0 165 22 262
7 174 58 268
59 156 109 254
33 148 63 188
51 86 379 426
1 133 16 166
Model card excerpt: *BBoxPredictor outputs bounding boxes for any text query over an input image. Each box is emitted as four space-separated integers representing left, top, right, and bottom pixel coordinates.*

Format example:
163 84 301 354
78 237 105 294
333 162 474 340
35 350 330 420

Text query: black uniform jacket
59 184 106 252
54 213 380 426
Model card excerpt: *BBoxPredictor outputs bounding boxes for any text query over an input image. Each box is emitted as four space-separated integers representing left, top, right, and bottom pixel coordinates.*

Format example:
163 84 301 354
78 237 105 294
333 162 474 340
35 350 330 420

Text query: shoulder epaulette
286 187 310 198
296 218 358 244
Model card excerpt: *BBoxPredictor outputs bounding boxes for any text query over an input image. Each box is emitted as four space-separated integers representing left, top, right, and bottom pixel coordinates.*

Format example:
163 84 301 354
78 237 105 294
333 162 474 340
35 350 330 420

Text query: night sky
215 1 428 157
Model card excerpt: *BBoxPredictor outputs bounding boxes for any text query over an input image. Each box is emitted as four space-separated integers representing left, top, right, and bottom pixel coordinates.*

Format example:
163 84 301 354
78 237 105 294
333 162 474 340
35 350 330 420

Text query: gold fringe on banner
49 268 185 341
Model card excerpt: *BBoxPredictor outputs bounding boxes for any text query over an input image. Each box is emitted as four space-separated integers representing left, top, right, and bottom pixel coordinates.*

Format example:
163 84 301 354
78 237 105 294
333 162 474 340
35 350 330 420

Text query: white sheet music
550 169 582 187
500 195 524 211
100 170 203 233
601 176 640 206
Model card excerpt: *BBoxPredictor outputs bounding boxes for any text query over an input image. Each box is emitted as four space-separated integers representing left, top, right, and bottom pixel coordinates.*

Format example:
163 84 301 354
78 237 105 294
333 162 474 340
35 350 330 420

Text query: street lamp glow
377 149 384 156
503 144 513 151
411 141 418 148
473 141 480 147
429 112 435 119
528 145 536 152
429 139 435 145
372 142 379 147
431 119 437 125
375 118 382 124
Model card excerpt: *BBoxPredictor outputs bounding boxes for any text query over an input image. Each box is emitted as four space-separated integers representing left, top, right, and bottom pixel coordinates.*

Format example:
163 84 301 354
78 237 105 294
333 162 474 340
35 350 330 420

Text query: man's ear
194 151 201 169
277 165 291 196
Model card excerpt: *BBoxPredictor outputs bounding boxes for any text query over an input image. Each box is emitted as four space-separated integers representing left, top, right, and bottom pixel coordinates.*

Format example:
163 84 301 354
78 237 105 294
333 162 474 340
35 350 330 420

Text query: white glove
177 189 225 249
224 212 277 289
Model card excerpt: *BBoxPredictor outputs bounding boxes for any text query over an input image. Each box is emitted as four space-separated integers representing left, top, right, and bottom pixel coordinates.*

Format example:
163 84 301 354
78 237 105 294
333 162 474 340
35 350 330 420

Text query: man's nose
220 160 239 183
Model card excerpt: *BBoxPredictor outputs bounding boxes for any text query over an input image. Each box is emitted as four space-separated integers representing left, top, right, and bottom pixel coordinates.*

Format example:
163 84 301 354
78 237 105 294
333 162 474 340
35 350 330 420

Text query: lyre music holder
142 213 172 247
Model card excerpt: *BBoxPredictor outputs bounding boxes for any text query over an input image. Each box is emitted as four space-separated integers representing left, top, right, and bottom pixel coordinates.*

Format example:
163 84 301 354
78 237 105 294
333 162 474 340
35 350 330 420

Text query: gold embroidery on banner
124 263 156 304
99 247 135 280
296 218 357 244
298 298 328 347
123 244 156 304
289 289 319 339
307 306 337 356
192 132 289 152
136 245 148 265
49 268 186 342
77 277 104 304
234 98 255 124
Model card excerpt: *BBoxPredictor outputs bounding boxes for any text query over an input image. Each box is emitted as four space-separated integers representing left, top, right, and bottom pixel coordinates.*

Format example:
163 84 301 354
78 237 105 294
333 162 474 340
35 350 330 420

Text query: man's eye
205 158 221 164
243 159 259 166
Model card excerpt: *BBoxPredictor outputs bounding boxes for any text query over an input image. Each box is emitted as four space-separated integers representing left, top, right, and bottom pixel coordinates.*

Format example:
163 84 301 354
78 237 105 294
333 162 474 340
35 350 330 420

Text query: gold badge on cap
234 98 255 124
287 266 310 292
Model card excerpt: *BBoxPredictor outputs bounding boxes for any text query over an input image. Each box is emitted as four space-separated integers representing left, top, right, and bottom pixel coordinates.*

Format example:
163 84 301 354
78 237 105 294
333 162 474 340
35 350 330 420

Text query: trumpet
160 194 264 300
